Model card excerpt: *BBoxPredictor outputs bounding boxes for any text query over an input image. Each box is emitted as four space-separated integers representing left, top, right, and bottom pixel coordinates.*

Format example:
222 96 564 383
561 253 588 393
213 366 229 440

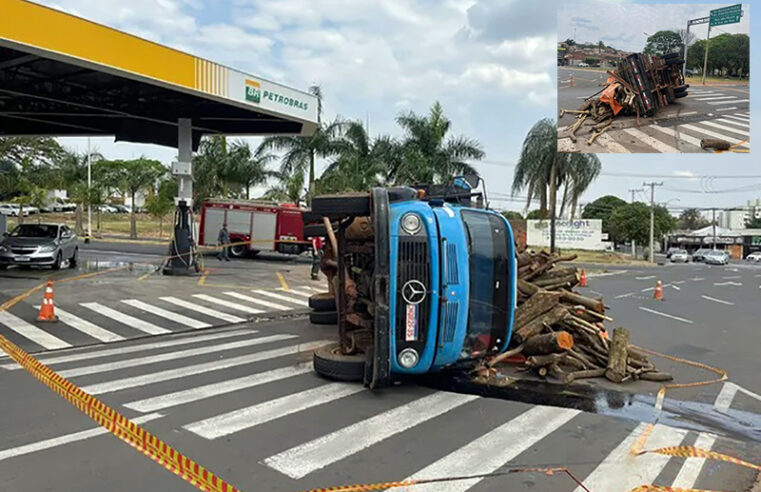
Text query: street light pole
87 137 92 241
702 23 712 85
644 181 663 263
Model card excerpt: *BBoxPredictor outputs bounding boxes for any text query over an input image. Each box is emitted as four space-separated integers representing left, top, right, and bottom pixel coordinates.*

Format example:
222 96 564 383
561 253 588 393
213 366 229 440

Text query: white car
0 204 28 217
669 249 690 263
746 252 761 262
96 204 119 213
703 250 730 265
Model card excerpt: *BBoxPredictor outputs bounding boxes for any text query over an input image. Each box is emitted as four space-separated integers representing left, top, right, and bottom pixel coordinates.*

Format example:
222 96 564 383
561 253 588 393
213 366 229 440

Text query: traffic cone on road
653 280 664 301
579 268 588 287
37 281 58 322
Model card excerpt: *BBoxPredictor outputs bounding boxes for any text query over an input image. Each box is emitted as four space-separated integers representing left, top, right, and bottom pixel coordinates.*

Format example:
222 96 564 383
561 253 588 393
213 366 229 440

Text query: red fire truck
198 199 312 257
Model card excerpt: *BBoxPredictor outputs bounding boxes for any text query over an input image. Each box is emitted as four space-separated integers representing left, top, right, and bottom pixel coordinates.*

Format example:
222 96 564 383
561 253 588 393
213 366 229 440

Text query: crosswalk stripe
81 340 331 395
284 289 314 298
0 311 71 350
124 362 313 412
573 423 688 492
122 299 211 329
159 297 246 324
649 125 704 149
717 106 738 112
679 124 749 148
223 291 290 310
264 392 478 479
595 133 630 153
185 382 366 439
192 294 264 314
694 95 737 101
40 306 123 343
59 333 297 378
0 412 163 461
622 127 679 153
395 406 580 492
709 99 749 105
251 290 309 306
722 114 750 123
716 117 749 128
672 432 717 488
80 302 170 335
701 120 750 136
0 329 252 371
737 112 750 117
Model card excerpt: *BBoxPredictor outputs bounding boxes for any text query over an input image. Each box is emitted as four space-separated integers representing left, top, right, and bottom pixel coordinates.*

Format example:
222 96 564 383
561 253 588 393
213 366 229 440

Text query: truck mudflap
367 187 391 389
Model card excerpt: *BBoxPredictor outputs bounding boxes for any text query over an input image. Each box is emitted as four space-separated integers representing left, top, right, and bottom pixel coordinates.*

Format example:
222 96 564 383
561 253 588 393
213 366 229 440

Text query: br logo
245 79 261 103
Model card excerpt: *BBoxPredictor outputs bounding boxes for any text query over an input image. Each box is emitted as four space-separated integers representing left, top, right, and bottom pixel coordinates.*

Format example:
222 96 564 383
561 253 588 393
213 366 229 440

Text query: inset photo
557 3 749 153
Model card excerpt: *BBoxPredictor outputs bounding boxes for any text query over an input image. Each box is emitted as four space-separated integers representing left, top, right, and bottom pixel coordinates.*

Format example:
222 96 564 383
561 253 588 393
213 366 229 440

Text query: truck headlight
401 213 422 235
398 348 419 368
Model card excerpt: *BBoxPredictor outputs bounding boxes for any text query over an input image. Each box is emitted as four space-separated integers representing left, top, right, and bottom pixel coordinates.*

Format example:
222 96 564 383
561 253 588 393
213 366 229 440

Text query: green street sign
710 4 742 26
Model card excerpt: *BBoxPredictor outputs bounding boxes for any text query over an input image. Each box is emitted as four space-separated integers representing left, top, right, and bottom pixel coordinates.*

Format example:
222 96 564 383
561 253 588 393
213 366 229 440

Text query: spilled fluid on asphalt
418 371 761 444
81 260 157 273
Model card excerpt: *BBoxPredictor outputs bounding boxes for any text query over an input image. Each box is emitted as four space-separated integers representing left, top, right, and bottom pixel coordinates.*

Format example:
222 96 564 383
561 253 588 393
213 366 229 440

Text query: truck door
252 211 277 251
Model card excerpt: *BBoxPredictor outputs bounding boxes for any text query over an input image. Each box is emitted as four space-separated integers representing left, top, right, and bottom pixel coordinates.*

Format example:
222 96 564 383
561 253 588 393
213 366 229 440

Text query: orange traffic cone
579 268 588 287
37 281 58 322
653 280 664 301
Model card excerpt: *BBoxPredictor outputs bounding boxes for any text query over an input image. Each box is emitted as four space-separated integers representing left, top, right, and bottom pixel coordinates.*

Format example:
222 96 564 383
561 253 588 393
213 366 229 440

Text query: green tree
501 211 524 221
678 208 709 230
582 195 627 240
393 101 483 184
526 209 548 220
55 149 104 235
145 178 177 237
584 57 600 66
608 202 677 246
643 30 684 56
225 141 276 199
745 216 761 229
263 171 306 205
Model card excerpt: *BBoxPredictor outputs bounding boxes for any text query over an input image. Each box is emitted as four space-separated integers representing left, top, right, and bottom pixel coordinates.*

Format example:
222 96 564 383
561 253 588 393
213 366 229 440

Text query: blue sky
41 0 757 213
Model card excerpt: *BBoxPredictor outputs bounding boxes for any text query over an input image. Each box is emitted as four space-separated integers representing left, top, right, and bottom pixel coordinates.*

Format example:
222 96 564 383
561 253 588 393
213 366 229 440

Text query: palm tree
512 118 601 251
225 141 276 199
393 101 483 184
263 171 306 205
100 158 166 238
55 149 104 235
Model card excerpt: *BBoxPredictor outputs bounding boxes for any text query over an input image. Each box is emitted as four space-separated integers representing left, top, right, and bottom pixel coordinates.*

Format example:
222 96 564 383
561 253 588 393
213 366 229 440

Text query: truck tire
313 344 365 382
229 244 247 258
304 223 327 238
674 84 689 93
301 211 323 225
309 310 337 325
309 292 335 311
675 91 688 98
387 187 418 203
311 193 370 218
666 58 685 66
663 53 681 60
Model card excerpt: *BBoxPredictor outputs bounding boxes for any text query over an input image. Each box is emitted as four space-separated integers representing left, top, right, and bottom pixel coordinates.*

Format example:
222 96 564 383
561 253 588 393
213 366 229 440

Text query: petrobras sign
231 71 317 123
527 219 605 250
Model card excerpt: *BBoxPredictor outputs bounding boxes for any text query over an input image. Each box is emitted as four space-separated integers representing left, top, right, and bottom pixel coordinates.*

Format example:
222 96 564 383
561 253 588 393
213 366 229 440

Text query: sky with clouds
38 0 758 214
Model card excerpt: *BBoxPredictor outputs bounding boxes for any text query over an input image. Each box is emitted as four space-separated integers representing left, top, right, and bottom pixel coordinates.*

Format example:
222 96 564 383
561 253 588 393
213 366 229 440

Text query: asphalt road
1 252 760 491
557 67 750 153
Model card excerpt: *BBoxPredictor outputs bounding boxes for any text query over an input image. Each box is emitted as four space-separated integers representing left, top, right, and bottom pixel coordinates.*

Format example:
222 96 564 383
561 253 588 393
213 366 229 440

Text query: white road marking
394 406 580 492
587 270 628 278
690 277 705 282
223 291 290 310
700 295 734 306
714 281 742 286
671 433 717 489
635 275 656 280
81 340 332 395
185 382 366 439
722 275 742 279
59 334 296 378
714 382 738 413
694 95 737 101
0 329 251 371
573 423 688 492
191 294 264 314
38 306 123 343
677 111 698 116
701 120 750 136
650 125 704 149
722 114 748 122
264 392 478 479
709 99 749 105
672 285 681 291
0 311 71 350
122 299 210 329
736 383 761 403
679 124 750 148
716 117 749 128
0 412 163 462
673 280 686 284
638 307 693 324
125 363 314 413
717 106 738 112
596 133 630 153
80 302 170 335
282 289 314 298
160 296 246 323
251 290 309 307
615 292 636 299
624 127 680 152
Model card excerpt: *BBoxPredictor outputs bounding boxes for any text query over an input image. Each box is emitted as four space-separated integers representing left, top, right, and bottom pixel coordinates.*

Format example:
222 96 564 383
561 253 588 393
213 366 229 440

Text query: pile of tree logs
477 249 672 385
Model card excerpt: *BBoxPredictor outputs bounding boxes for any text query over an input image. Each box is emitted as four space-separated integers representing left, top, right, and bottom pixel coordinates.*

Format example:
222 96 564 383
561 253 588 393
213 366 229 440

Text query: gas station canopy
0 0 319 149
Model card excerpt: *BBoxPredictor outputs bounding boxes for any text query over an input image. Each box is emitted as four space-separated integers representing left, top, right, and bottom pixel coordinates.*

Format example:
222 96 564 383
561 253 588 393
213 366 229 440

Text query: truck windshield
460 211 511 359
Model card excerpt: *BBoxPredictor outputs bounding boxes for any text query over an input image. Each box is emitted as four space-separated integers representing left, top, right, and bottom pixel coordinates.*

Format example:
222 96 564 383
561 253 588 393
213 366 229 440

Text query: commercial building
666 225 761 259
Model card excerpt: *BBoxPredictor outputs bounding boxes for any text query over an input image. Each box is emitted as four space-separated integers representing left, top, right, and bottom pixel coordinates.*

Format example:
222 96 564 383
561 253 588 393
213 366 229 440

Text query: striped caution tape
627 486 723 492
638 445 761 471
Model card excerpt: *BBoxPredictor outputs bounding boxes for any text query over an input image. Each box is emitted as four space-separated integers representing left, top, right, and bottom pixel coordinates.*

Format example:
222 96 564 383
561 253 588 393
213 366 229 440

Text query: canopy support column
162 118 199 276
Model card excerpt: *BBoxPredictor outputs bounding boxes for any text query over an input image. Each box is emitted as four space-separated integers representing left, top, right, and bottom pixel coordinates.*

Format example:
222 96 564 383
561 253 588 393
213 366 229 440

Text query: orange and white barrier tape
638 446 761 471
627 486 723 492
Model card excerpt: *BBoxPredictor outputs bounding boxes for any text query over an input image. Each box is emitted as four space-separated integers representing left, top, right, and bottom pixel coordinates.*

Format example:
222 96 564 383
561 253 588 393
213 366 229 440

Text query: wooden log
639 371 674 382
517 250 533 267
605 327 629 383
560 291 605 313
522 331 574 356
533 272 578 287
563 368 606 384
518 279 540 297
513 305 570 344
532 266 577 281
486 344 525 368
567 349 597 370
513 291 561 329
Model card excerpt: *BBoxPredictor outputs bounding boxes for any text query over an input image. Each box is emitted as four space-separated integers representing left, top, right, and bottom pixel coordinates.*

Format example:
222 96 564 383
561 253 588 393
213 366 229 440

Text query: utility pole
643 182 663 263
87 137 92 242
712 207 717 249
683 16 709 80
702 23 712 85
628 188 641 203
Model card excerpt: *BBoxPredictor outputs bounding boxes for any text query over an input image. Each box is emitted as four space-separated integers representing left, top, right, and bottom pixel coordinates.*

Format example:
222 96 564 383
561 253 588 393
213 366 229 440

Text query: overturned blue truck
305 177 517 389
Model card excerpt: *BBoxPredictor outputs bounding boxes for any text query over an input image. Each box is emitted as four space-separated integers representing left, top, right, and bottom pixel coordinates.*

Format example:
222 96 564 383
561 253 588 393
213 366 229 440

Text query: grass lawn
685 75 749 86
526 246 650 266
7 212 174 239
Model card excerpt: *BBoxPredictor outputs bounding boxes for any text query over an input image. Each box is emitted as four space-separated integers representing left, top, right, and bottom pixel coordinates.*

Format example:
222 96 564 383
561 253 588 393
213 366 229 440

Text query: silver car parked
0 223 78 270
669 249 690 263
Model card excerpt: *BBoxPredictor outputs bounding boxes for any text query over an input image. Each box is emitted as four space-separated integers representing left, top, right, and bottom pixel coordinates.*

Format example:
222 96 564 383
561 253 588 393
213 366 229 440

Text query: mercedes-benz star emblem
402 280 427 305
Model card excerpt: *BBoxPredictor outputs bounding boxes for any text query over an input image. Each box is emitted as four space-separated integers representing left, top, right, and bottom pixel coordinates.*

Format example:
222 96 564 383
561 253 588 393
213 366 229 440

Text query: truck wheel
675 91 688 98
313 344 365 382
666 58 685 66
250 249 260 257
663 53 680 60
311 193 370 218
309 292 335 311
304 223 327 238
229 244 247 258
309 310 338 325
674 84 689 93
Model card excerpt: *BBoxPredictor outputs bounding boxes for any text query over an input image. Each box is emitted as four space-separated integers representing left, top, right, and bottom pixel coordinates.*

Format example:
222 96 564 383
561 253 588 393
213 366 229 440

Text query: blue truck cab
310 179 517 389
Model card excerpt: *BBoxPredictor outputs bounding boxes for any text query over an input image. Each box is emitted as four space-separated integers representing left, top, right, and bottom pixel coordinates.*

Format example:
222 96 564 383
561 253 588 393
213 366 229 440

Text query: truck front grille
395 236 431 355
442 302 458 343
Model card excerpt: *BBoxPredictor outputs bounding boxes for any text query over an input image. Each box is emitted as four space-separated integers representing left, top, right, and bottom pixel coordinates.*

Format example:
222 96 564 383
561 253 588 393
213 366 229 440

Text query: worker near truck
217 224 231 261
311 235 323 280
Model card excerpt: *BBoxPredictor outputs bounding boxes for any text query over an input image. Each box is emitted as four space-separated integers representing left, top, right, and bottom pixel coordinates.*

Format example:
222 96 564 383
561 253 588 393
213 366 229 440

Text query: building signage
526 219 604 250
710 4 742 26
244 78 309 112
